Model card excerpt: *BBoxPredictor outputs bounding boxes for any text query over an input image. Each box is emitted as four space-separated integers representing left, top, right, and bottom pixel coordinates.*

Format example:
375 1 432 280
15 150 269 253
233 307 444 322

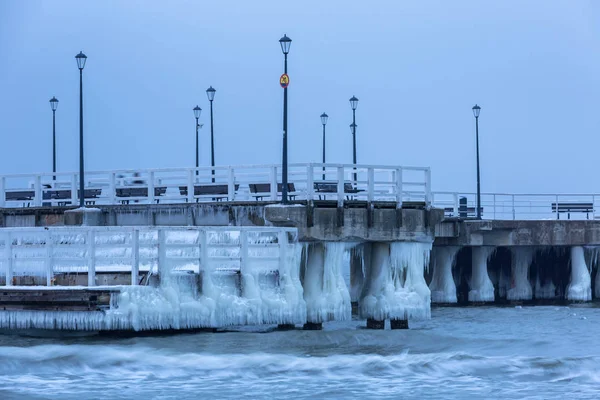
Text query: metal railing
0 163 431 208
0 226 297 287
433 192 600 220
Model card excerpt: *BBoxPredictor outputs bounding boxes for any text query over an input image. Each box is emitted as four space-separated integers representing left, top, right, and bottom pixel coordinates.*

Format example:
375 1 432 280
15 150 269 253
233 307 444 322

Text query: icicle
349 243 366 303
567 246 592 301
507 247 535 301
469 247 495 302
429 246 459 303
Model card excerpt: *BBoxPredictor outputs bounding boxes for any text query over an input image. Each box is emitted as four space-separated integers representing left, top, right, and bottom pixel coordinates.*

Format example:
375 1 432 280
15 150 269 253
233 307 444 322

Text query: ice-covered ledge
64 207 104 226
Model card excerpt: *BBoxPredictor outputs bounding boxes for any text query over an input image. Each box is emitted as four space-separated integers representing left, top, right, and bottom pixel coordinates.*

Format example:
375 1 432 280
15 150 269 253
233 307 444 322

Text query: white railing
0 226 297 287
433 192 600 220
0 163 431 208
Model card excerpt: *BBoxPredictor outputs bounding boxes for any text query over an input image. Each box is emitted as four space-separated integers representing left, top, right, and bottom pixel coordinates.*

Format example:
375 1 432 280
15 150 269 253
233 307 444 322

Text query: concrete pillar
366 318 385 329
350 243 368 304
469 247 495 302
429 246 459 303
303 322 322 330
303 243 324 323
507 247 534 301
567 246 591 301
390 319 409 329
359 242 389 328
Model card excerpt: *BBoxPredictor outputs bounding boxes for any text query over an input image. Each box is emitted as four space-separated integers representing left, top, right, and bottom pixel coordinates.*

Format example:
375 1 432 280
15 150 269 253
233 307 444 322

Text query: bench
5 190 35 207
249 183 296 201
444 206 483 219
313 181 364 200
552 202 593 220
42 189 102 206
116 186 167 204
179 184 240 201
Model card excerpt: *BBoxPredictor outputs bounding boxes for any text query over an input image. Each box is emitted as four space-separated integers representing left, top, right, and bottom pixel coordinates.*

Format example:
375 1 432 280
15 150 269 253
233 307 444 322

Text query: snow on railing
433 192 600 220
0 226 297 287
0 163 431 208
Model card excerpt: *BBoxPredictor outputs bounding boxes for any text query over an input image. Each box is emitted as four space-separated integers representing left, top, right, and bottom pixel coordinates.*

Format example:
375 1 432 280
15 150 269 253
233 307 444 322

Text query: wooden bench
42 189 102 206
178 184 240 201
444 206 483 218
5 190 35 207
313 181 364 200
116 186 167 204
552 202 593 220
249 183 296 201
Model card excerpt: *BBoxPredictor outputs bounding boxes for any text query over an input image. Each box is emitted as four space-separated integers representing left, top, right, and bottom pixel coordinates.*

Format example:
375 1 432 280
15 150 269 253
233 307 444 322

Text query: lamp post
49 97 59 181
206 86 216 183
472 104 482 220
279 34 292 203
75 51 87 207
349 96 359 186
320 112 328 180
193 105 202 176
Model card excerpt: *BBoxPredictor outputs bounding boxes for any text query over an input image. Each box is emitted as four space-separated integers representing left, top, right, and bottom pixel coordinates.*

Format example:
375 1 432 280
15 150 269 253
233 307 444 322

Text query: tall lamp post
206 86 216 183
193 105 202 176
279 34 292 203
472 104 482 220
75 51 87 208
349 96 359 185
49 97 59 181
320 112 328 180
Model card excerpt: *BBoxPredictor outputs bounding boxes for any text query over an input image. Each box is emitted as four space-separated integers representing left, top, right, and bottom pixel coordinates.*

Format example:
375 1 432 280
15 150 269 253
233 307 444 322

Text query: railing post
228 167 235 201
148 171 155 204
45 230 53 286
278 230 288 272
187 170 194 203
0 176 5 208
34 175 42 207
4 233 12 286
367 168 374 202
337 166 345 208
306 164 314 202
131 229 139 285
395 168 403 209
425 168 432 207
87 230 96 287
71 173 78 205
453 193 458 216
270 166 278 201
493 194 497 220
512 195 517 221
199 229 208 275
109 172 116 205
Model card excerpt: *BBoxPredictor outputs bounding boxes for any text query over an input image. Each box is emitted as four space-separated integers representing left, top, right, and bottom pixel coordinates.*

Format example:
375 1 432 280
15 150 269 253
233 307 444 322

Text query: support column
567 246 591 301
469 247 495 302
429 246 459 303
507 247 534 301
302 243 325 330
359 242 389 329
350 243 368 306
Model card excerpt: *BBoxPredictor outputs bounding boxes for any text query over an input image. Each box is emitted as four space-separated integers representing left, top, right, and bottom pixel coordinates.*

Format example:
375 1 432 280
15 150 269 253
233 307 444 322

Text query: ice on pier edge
359 242 432 321
469 247 495 302
567 246 592 301
507 247 535 301
429 246 459 303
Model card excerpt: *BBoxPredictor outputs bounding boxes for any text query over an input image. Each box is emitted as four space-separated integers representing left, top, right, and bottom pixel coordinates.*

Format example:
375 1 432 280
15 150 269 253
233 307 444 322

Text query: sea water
0 305 599 399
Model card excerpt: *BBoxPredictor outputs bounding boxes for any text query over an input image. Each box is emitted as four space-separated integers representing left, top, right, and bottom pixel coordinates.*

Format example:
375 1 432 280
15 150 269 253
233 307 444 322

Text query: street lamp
279 34 292 203
75 51 87 207
472 104 482 220
349 96 359 186
206 86 216 183
193 105 202 176
49 97 59 181
320 112 328 180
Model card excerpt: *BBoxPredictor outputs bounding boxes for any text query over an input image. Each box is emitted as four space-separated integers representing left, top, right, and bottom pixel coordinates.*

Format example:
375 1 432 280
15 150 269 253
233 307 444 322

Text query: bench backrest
552 202 593 211
179 184 240 196
249 183 295 194
6 191 35 201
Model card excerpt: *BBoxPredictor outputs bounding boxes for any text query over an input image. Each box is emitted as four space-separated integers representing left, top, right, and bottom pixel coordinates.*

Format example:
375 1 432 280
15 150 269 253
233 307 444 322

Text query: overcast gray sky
1 1 599 193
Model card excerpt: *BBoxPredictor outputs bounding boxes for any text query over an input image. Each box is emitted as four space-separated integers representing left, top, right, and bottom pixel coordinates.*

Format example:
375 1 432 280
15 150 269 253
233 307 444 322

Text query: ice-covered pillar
507 247 534 301
360 242 390 329
302 242 351 329
429 246 459 303
469 247 495 302
567 246 592 301
350 243 368 304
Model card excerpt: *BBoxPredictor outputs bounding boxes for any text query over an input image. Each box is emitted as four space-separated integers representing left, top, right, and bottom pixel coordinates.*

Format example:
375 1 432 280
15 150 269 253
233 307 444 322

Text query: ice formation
507 247 535 301
429 246 459 303
567 246 591 301
469 247 495 302
360 242 432 321
302 243 351 323
349 244 367 303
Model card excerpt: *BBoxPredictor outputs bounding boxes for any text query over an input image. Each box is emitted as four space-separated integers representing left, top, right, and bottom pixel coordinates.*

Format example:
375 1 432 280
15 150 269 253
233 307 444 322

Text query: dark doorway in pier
488 247 511 301
454 247 472 305
530 247 570 301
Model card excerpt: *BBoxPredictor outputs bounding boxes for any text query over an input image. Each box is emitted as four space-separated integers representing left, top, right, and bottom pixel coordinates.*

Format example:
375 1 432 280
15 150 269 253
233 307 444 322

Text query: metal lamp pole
279 34 292 203
193 106 202 176
49 97 59 181
75 51 87 208
472 104 482 219
350 96 358 186
206 86 216 183
320 112 328 181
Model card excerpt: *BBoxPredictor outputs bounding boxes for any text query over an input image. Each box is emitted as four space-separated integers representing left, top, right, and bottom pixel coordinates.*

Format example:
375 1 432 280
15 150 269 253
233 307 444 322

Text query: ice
567 246 591 301
507 247 534 301
469 247 495 302
360 242 432 321
534 274 556 299
429 246 459 303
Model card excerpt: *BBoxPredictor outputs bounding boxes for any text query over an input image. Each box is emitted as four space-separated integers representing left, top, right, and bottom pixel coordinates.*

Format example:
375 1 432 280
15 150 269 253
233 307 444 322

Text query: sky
1 0 599 194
